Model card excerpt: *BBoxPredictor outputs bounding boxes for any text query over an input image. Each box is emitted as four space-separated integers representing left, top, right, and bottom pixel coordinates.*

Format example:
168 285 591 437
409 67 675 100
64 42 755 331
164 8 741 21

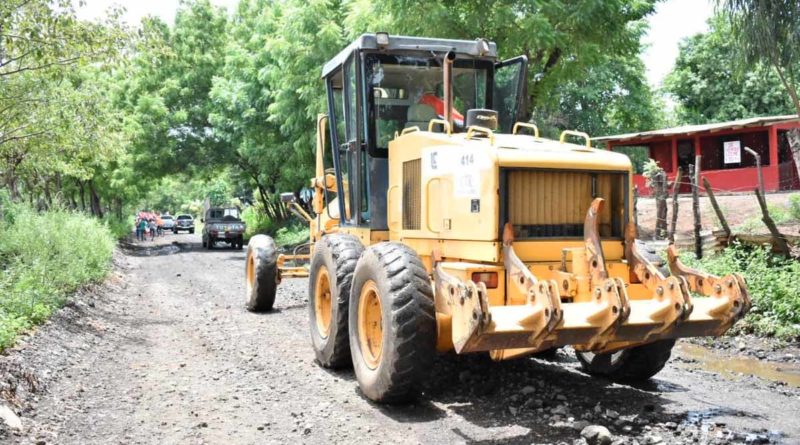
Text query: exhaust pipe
443 51 455 130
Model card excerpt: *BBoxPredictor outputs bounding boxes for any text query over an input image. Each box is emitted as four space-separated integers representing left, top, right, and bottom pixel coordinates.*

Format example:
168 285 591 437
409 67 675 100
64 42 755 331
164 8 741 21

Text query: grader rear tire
348 242 436 403
308 234 364 368
245 235 278 312
575 339 676 382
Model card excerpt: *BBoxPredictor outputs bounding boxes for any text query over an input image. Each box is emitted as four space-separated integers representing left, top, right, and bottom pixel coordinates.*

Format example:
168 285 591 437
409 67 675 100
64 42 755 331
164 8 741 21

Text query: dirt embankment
0 233 799 444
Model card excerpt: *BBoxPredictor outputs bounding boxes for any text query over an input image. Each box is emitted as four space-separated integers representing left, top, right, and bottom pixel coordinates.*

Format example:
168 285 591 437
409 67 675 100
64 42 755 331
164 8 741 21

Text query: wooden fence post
743 146 764 196
692 157 702 259
633 185 639 232
755 188 791 257
668 169 682 243
653 171 668 240
702 177 731 239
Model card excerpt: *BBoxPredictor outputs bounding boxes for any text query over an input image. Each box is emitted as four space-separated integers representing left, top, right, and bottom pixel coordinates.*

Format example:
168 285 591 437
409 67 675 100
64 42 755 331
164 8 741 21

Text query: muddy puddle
676 343 800 388
119 241 184 257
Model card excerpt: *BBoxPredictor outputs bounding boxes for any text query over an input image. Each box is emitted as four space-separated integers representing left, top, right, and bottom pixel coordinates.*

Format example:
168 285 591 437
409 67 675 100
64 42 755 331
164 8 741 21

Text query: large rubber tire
245 235 279 312
576 339 676 382
308 234 364 368
348 242 436 403
206 236 213 250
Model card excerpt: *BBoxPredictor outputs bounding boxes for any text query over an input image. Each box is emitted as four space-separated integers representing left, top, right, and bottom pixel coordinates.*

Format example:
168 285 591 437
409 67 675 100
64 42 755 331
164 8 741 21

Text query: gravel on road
1 233 798 444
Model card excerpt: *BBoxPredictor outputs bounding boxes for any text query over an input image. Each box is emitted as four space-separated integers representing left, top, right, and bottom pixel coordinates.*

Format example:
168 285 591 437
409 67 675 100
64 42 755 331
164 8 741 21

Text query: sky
642 0 714 88
76 0 714 88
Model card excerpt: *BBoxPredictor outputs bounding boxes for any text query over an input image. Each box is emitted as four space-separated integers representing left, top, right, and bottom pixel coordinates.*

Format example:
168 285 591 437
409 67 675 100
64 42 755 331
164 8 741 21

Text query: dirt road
1 233 799 444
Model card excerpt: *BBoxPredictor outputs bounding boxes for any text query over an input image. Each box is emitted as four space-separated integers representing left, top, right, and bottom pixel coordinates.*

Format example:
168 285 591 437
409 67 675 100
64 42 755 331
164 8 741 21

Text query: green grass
274 223 310 247
681 242 800 339
734 197 799 234
0 200 115 350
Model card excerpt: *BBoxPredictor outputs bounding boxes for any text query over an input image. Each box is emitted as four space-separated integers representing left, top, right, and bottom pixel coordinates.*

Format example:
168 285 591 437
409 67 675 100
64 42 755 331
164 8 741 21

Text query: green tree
1 1 126 212
717 0 800 176
350 0 659 135
119 0 229 178
664 16 794 124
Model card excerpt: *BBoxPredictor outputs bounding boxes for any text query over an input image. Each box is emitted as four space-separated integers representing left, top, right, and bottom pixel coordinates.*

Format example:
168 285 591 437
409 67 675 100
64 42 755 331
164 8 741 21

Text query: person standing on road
149 219 157 241
137 218 148 242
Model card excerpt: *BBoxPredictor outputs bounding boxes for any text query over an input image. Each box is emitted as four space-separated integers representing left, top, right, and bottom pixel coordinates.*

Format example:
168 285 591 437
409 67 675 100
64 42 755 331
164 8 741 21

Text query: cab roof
321 33 498 78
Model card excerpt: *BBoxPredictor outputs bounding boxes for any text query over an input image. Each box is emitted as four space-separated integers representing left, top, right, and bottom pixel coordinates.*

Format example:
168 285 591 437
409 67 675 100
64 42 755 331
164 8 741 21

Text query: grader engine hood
389 128 750 359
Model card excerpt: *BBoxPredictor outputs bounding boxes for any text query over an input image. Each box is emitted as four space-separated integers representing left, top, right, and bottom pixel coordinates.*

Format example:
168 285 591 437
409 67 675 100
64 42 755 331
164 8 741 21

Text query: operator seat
405 103 437 130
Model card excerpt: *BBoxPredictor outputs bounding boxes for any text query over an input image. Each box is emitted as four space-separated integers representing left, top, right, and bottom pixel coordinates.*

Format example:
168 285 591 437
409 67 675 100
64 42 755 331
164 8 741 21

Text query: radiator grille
402 159 421 230
506 170 625 238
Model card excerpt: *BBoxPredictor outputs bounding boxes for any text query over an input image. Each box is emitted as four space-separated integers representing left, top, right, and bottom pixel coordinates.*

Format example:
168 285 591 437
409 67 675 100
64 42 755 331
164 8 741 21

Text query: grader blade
433 256 489 353
665 245 751 336
448 197 751 359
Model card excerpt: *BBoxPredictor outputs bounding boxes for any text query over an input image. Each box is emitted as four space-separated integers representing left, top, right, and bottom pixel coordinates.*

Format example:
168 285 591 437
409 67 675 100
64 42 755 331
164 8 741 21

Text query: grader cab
245 34 751 403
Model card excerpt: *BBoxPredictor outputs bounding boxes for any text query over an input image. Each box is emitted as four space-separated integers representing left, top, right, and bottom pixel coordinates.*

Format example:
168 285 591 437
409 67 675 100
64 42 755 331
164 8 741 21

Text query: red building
595 115 800 195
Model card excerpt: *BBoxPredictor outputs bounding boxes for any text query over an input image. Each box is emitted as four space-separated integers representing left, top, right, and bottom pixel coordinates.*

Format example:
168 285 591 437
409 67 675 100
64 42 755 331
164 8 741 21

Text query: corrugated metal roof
593 115 800 143
321 34 498 78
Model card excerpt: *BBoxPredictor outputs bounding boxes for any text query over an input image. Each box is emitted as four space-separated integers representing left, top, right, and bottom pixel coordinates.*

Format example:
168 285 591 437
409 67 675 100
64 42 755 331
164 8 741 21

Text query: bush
0 202 114 350
681 242 800 339
789 194 800 221
242 205 274 239
274 224 310 247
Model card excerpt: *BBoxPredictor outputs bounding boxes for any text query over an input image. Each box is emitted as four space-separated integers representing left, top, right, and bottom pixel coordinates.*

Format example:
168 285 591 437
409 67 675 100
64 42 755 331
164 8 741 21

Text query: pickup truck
202 207 246 250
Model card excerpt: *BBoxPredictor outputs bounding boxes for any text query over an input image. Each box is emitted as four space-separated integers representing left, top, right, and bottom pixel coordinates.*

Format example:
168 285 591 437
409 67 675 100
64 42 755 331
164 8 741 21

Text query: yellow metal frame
297 115 751 360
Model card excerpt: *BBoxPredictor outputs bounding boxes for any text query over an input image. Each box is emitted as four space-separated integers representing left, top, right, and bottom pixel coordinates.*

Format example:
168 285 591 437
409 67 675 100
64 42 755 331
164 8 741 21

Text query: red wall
634 166 779 196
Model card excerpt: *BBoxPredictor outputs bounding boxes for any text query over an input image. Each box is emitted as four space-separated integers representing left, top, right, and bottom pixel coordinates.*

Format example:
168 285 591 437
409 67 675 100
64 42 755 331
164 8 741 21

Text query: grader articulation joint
244 33 751 404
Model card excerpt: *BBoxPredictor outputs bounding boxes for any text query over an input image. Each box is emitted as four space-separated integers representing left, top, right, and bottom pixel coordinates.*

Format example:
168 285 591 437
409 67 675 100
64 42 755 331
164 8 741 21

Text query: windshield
161 215 172 220
365 54 491 149
177 215 192 220
208 208 240 219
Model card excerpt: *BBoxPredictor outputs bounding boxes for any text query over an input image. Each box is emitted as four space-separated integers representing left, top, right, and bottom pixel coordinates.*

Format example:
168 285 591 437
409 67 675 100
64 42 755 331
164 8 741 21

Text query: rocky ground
0 233 799 445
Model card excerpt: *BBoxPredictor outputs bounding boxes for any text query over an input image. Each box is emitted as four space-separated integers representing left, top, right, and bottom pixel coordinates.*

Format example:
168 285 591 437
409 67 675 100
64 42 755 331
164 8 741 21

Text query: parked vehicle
202 207 245 250
160 215 175 230
173 214 195 234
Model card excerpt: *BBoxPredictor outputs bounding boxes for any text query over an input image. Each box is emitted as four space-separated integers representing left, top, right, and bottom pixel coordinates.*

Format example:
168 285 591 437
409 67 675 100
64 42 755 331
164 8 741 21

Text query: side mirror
280 192 296 204
200 218 204 223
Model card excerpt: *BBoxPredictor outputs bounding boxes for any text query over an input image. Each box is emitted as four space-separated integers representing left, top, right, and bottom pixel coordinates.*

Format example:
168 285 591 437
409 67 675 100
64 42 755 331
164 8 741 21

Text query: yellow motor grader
245 34 751 403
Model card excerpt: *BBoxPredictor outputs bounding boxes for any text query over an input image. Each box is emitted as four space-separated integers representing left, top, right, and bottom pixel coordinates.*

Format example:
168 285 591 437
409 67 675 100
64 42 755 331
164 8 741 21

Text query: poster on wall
723 140 741 164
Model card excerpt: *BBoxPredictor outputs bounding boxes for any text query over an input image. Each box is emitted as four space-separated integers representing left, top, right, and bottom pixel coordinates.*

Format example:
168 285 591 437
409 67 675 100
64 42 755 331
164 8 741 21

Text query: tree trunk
78 180 86 211
787 128 800 184
692 158 702 259
653 171 668 240
88 180 103 218
43 177 52 209
667 169 682 243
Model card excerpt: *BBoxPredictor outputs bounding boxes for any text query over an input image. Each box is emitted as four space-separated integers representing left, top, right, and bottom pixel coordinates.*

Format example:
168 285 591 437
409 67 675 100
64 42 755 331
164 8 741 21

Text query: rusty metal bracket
432 251 489 353
667 245 751 322
584 198 610 285
502 223 563 346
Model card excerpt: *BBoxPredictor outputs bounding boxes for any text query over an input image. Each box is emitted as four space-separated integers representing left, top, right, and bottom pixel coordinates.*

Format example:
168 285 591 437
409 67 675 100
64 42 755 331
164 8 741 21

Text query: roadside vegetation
734 193 800 234
0 196 115 350
682 243 800 339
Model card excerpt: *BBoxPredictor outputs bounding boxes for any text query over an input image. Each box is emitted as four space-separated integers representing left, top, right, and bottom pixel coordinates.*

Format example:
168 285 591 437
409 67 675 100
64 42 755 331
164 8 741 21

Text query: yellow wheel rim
314 266 332 338
246 251 255 294
358 280 383 369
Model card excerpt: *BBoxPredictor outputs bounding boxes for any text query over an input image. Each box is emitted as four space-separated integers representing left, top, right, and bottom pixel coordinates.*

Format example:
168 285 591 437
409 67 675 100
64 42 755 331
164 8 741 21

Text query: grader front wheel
348 242 436 403
307 234 363 368
245 235 279 312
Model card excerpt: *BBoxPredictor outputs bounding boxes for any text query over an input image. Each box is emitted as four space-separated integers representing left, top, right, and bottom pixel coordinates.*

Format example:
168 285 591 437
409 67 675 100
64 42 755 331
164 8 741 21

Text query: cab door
493 56 528 133
325 54 362 225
